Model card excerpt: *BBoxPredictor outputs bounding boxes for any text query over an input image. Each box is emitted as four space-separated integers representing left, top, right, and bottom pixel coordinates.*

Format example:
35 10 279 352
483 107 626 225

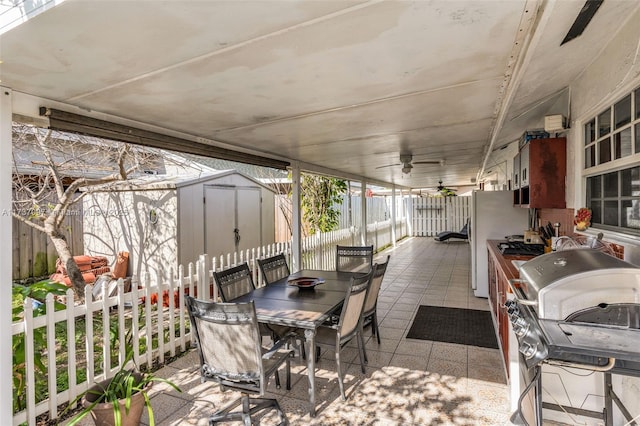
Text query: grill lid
517 249 640 320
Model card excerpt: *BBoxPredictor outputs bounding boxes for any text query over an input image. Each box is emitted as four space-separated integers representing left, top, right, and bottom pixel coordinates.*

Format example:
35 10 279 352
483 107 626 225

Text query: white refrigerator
470 190 529 298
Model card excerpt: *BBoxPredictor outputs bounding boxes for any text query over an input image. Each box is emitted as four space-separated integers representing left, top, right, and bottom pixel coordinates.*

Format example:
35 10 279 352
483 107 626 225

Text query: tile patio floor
87 237 513 425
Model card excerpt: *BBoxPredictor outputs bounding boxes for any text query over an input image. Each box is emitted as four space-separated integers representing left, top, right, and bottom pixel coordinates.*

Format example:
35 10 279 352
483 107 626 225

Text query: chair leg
336 348 346 401
209 394 288 425
300 337 306 360
286 355 291 390
356 330 367 374
274 370 281 389
359 330 368 364
242 396 251 426
374 312 381 345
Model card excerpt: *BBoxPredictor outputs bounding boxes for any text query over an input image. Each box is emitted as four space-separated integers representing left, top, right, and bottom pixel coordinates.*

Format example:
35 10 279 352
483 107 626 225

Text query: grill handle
508 279 538 306
546 357 616 372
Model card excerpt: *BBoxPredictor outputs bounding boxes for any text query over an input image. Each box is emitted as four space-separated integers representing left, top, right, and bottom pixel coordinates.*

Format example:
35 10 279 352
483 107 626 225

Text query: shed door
204 185 262 258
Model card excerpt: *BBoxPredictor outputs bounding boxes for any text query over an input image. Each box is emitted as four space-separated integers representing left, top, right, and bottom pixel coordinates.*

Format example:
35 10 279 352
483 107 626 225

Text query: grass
12 292 191 421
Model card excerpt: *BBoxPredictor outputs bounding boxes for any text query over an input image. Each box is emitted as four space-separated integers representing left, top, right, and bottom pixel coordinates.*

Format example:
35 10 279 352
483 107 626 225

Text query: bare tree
12 124 155 297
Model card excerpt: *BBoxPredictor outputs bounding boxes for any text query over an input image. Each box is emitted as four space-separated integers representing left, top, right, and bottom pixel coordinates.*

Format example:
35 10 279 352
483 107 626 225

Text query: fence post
131 276 141 369
67 288 79 406
101 279 112 378
23 297 36 425
375 221 378 251
46 292 58 421
210 258 218 302
84 284 96 390
197 254 206 301
117 279 126 368
143 273 153 369
156 270 165 364
168 267 176 357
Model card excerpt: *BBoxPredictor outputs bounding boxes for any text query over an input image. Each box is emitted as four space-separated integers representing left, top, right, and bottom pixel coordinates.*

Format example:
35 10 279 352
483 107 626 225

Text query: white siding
562 8 640 424
177 184 204 267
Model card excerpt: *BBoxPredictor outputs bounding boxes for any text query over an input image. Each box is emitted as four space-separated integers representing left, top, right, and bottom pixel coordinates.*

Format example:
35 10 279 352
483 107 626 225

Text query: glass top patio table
232 269 362 417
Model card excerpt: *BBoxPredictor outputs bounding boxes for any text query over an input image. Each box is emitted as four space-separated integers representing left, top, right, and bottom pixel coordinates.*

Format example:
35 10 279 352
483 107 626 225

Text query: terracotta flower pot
81 376 151 426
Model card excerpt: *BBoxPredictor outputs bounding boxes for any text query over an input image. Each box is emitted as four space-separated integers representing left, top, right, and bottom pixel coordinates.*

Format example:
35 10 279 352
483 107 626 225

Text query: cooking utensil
539 226 549 241
546 222 555 239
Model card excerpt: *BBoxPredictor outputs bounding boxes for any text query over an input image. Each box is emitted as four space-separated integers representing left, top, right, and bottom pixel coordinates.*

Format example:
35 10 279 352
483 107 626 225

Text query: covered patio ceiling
1 0 639 190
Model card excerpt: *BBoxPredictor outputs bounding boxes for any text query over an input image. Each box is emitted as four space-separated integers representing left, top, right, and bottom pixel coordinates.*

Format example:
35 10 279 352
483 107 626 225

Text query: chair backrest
257 253 290 285
363 255 391 316
213 263 256 302
336 245 374 273
460 218 470 235
337 270 373 343
185 296 263 390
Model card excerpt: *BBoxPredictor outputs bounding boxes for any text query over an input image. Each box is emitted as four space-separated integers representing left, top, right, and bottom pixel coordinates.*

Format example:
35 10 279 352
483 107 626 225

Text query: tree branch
34 129 66 200
13 212 46 233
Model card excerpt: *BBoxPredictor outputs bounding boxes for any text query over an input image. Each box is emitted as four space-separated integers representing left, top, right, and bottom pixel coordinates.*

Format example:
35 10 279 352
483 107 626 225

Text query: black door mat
406 305 499 349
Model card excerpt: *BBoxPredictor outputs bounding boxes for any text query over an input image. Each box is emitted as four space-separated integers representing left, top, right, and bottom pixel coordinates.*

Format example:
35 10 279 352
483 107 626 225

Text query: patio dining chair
185 296 293 425
257 253 307 359
213 263 292 344
315 269 373 400
362 255 391 346
257 253 290 285
336 245 374 273
213 263 256 302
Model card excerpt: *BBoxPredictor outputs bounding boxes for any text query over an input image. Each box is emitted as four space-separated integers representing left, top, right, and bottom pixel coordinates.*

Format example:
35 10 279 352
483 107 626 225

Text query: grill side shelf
538 319 640 365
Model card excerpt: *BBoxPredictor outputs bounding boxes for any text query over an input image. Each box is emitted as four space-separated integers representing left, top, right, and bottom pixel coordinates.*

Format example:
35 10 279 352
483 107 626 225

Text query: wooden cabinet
487 249 510 371
486 241 534 378
513 137 566 208
513 152 521 190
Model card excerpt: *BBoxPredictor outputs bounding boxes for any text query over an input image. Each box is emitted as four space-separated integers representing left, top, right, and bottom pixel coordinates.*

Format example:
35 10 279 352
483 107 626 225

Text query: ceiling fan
429 180 458 196
376 154 445 174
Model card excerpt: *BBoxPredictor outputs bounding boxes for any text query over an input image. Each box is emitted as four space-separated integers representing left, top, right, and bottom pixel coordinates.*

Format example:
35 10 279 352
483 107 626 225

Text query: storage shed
83 170 276 282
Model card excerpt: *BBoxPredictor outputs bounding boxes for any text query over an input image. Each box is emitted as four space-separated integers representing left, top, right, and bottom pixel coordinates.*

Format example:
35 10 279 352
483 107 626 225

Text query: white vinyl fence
411 196 471 237
13 221 408 425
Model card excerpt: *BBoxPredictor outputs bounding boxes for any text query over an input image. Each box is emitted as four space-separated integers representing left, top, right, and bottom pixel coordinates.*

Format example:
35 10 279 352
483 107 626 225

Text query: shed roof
87 169 277 193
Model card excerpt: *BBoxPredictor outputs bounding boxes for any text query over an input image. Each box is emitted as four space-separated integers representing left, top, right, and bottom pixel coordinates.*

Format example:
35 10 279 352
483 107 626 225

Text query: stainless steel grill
506 249 640 426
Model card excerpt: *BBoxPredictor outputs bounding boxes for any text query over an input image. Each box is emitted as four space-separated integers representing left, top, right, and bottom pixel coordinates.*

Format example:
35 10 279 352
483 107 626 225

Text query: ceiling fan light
399 154 412 164
402 165 413 174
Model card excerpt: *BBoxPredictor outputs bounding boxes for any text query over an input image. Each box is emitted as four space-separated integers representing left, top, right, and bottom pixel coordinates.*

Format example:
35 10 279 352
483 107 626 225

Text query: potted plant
65 347 181 426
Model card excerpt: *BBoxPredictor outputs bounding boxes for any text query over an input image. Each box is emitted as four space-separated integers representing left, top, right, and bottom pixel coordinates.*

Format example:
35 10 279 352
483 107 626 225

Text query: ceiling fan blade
412 160 441 165
375 163 402 169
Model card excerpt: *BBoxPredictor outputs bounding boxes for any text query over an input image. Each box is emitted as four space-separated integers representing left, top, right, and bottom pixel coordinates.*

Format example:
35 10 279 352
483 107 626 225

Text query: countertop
487 239 536 283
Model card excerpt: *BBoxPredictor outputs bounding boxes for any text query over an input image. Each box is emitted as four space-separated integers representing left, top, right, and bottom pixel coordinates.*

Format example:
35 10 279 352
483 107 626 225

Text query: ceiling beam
39 107 290 170
479 0 552 181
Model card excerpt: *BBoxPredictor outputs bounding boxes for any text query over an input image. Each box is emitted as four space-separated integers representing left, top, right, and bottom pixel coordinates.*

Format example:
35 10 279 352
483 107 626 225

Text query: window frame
581 85 640 235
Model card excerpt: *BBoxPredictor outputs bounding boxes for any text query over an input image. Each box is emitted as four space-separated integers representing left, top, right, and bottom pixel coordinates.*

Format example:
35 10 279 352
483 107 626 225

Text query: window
587 167 640 231
584 85 640 233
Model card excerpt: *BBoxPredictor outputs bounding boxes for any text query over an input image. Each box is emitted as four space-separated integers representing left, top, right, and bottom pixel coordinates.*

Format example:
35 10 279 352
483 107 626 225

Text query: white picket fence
12 220 408 425
12 264 200 426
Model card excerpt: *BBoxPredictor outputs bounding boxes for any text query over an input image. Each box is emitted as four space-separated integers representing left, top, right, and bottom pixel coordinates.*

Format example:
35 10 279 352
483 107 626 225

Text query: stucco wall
83 189 178 283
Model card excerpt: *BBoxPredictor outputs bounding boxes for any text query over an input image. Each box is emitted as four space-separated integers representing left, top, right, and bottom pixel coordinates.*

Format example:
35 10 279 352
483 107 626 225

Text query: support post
391 185 397 247
291 163 302 272
1 87 12 420
360 180 367 245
